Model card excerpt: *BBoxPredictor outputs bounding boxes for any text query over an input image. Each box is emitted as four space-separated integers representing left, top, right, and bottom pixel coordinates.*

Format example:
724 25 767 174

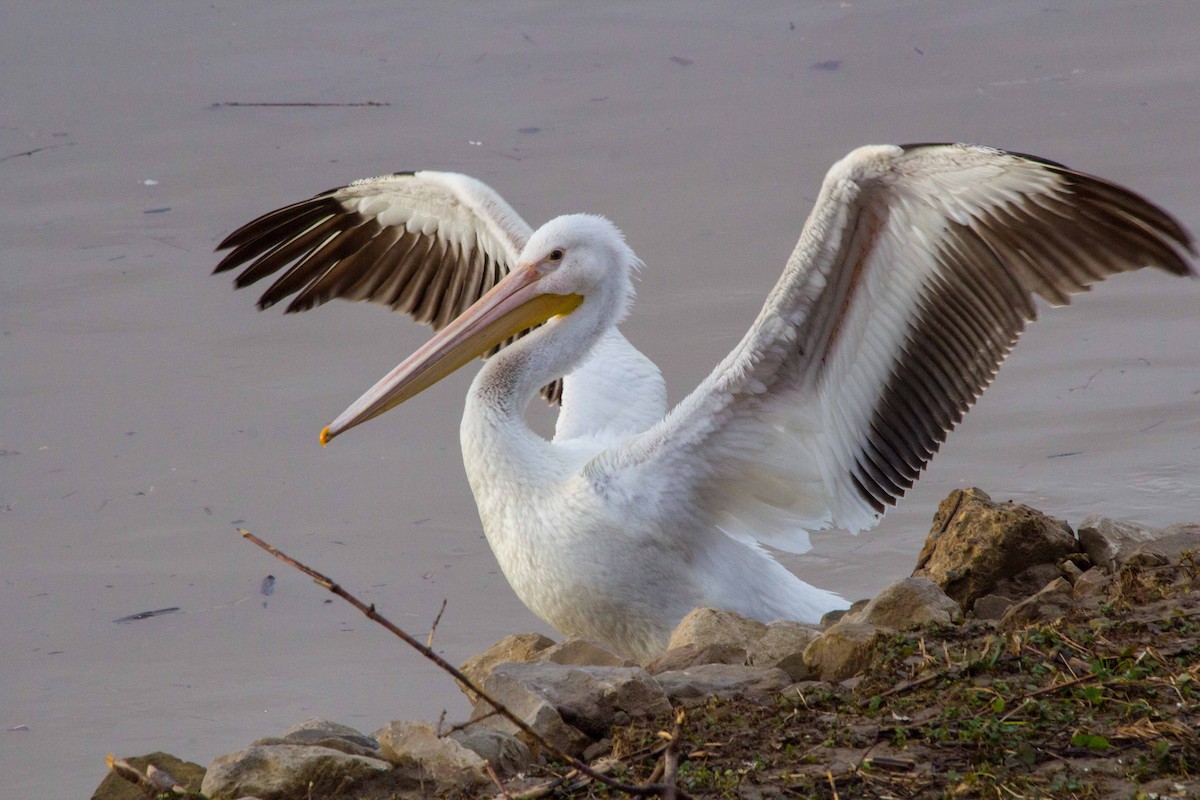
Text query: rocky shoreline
94 488 1199 799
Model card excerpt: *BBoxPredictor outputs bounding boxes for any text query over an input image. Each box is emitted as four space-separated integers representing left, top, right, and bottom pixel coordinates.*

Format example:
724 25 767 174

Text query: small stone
200 744 390 800
999 577 1074 631
972 594 1015 620
276 717 379 757
1072 568 1112 597
536 637 635 667
653 663 791 701
479 662 670 740
993 563 1065 600
667 608 768 651
644 643 747 675
468 685 590 758
748 620 821 681
802 621 885 682
1124 549 1170 569
457 632 556 702
375 721 488 791
582 738 612 762
844 577 962 629
448 728 533 775
1058 559 1084 583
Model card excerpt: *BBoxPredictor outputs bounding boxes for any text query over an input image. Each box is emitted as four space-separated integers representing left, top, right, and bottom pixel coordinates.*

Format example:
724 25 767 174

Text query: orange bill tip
319 426 331 447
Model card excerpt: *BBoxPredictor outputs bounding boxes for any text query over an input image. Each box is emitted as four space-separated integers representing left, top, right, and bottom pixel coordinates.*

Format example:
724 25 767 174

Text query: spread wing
213 170 563 402
594 144 1196 551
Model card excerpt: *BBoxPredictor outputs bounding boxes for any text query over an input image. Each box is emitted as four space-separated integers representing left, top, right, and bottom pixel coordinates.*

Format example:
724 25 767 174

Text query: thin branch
240 528 685 798
826 768 840 800
427 598 448 648
485 761 514 800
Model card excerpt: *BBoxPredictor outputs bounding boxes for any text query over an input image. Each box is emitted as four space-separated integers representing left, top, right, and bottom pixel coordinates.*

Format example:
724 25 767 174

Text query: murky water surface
3 2 1198 794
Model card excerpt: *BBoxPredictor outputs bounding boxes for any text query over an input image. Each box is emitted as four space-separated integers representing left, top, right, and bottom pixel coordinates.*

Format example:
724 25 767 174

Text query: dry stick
825 768 840 800
427 598 448 648
660 710 685 800
240 529 685 799
485 762 515 800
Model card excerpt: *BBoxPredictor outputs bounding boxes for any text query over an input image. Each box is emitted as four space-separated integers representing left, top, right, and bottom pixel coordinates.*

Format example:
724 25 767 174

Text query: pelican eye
548 248 564 262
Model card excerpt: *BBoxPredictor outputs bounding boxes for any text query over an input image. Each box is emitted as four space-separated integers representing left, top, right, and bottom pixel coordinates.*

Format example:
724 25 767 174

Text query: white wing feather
592 144 1196 552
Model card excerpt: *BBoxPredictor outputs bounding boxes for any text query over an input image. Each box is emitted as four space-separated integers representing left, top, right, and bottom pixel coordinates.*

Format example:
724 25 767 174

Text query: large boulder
913 488 1077 608
200 744 390 800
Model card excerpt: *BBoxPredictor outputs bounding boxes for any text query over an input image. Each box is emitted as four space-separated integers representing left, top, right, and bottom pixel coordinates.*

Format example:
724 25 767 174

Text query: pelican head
320 213 637 445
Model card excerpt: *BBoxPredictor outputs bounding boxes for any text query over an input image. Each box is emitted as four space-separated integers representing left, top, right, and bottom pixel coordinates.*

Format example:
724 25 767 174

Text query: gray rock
536 637 635 667
992 563 1066 601
269 717 379 757
200 744 390 800
467 668 590 758
480 662 670 739
1073 568 1112 597
457 632 556 703
653 664 791 701
663 609 819 681
1058 559 1085 583
972 594 1015 620
91 752 206 800
448 727 534 775
913 488 1077 608
802 621 885 682
644 643 748 675
1078 518 1199 571
999 577 1075 631
667 607 768 652
749 620 821 681
1078 516 1162 570
374 721 488 792
844 577 962 629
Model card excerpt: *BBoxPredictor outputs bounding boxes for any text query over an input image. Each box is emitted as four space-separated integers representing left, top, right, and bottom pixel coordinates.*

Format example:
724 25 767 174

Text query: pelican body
216 144 1196 660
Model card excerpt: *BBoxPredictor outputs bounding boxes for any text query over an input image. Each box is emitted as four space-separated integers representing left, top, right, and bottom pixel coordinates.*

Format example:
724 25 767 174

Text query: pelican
215 144 1196 660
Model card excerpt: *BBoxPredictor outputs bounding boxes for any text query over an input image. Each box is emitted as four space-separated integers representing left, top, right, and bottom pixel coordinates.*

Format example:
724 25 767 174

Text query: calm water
2 2 1198 795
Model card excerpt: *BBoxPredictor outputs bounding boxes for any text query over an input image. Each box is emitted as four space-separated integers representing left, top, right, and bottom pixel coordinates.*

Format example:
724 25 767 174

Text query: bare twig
661 709 684 800
826 768 841 800
485 761 514 799
240 528 685 798
427 598 448 648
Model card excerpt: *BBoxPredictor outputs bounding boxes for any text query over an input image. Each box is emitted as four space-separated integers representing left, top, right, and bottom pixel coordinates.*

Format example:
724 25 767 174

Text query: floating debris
114 607 181 624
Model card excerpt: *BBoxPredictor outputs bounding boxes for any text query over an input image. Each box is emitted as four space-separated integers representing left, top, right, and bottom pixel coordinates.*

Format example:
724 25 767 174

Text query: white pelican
216 144 1196 660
